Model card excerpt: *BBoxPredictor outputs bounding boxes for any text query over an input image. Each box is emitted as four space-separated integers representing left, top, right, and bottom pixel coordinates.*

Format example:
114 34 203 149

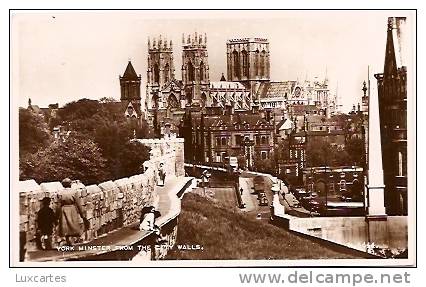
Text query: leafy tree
237 155 247 170
276 139 290 162
306 137 351 167
20 133 109 185
115 141 151 179
253 155 275 174
345 137 365 166
20 98 153 183
19 108 52 158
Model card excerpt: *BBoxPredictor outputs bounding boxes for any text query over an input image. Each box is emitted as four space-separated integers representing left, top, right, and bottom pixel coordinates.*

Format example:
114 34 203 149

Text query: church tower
181 32 210 107
120 61 142 119
146 35 175 110
226 38 270 97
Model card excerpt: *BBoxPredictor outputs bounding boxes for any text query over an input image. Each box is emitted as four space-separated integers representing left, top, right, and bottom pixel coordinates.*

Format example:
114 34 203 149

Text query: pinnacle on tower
362 80 368 99
148 37 151 49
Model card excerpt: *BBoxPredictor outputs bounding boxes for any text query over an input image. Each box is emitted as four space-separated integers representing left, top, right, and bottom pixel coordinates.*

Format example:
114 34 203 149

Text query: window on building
235 135 242 146
233 50 240 79
216 137 221 147
261 151 268 160
221 137 227 146
398 151 403 176
164 63 170 83
261 136 267 145
339 180 346 192
260 50 267 77
187 61 195 82
242 50 248 77
255 50 260 76
154 64 160 84
200 61 205 81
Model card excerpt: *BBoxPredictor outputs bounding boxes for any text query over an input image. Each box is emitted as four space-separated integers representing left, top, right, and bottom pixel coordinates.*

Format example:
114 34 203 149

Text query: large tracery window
153 64 160 84
255 50 260 77
187 61 195 82
200 61 205 81
233 50 240 79
164 63 170 83
168 94 178 109
242 50 248 78
261 50 267 78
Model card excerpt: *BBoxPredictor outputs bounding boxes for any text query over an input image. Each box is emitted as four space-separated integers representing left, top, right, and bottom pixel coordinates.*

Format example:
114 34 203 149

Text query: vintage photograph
11 10 415 266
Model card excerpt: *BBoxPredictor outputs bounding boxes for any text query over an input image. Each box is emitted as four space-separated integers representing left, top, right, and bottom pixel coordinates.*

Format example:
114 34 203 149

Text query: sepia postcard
10 9 416 267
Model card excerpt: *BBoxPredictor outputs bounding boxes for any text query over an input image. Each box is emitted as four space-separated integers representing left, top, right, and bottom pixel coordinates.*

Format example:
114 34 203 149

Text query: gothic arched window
255 50 260 77
232 50 240 79
201 92 207 107
242 50 248 78
168 93 178 109
187 61 195 82
164 63 170 83
200 61 205 82
154 64 160 84
261 50 267 77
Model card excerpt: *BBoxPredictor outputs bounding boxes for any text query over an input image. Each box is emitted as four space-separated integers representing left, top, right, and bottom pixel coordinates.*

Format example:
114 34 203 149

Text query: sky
12 10 414 113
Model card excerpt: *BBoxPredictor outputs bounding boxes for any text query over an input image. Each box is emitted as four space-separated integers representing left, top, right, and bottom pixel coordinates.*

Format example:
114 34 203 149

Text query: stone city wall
19 138 185 250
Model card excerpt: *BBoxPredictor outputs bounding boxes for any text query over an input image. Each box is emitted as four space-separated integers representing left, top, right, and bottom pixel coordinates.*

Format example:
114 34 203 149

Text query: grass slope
166 193 363 260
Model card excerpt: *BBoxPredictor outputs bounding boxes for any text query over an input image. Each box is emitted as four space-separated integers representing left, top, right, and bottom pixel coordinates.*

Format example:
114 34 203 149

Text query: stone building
181 107 275 168
303 166 364 201
258 79 337 118
374 17 408 215
119 61 142 125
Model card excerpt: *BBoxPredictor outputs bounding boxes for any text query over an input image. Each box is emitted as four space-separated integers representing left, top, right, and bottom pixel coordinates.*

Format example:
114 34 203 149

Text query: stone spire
366 83 386 217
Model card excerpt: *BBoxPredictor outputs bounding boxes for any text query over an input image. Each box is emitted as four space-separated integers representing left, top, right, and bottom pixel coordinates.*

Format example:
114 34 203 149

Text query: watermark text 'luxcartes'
15 274 66 283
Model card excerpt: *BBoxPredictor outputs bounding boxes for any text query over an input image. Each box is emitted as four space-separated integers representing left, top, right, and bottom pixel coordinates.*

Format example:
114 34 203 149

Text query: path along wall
19 138 184 250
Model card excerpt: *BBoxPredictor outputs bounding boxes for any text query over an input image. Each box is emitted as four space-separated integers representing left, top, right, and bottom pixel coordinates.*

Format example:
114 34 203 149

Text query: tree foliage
20 98 153 183
305 137 363 167
20 134 109 185
253 155 275 174
19 108 52 158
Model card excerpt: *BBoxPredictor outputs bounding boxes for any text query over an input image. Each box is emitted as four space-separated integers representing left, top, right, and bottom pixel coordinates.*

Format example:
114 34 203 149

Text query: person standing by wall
57 178 89 246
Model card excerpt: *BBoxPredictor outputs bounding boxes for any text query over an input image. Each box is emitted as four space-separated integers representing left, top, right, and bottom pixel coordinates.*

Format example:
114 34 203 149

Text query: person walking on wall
57 178 89 246
36 197 57 250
